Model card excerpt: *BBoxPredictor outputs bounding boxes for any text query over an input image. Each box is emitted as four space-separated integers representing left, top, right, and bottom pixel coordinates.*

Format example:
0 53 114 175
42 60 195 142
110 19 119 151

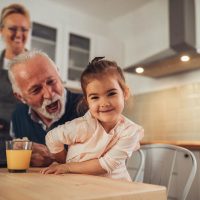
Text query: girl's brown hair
81 57 127 97
77 57 128 114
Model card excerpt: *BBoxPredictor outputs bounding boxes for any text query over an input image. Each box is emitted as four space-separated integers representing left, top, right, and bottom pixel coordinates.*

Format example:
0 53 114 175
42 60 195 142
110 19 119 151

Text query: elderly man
8 50 84 166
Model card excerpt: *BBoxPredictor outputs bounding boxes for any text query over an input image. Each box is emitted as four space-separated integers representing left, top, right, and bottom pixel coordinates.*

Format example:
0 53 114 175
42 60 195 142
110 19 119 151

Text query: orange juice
6 150 32 172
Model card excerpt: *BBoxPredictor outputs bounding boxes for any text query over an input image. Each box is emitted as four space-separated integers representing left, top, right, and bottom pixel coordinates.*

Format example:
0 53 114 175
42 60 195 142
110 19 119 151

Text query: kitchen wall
124 81 200 142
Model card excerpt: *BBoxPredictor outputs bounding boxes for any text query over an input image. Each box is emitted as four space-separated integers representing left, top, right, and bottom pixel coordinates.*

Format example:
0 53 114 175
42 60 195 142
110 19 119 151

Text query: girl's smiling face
86 75 129 132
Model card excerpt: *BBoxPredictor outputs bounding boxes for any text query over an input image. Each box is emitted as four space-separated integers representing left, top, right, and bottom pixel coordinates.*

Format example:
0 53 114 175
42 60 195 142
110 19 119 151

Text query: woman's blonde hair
0 3 30 28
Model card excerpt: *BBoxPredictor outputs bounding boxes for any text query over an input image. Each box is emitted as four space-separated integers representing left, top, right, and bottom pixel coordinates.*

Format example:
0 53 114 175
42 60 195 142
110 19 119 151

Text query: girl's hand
40 163 69 175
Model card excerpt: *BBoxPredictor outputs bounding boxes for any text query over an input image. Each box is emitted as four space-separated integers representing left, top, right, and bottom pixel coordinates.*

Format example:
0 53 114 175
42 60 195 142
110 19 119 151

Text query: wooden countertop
141 140 200 150
0 168 167 200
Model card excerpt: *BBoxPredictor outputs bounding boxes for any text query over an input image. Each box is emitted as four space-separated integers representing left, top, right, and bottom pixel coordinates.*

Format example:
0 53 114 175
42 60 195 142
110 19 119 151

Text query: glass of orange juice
6 140 32 173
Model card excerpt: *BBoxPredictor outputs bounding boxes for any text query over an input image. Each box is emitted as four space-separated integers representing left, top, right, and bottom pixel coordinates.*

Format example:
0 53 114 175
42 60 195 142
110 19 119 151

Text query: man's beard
33 92 66 120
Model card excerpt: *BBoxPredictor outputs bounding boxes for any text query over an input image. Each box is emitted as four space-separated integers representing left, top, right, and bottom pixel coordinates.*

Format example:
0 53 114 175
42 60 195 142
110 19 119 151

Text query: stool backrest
141 144 196 200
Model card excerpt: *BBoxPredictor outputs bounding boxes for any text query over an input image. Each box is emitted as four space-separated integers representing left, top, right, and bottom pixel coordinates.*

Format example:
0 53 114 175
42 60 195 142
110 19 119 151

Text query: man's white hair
8 50 60 94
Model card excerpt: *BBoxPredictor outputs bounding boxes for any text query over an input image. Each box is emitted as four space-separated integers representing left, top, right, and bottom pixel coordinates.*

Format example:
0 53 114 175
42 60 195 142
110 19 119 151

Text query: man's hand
31 143 55 167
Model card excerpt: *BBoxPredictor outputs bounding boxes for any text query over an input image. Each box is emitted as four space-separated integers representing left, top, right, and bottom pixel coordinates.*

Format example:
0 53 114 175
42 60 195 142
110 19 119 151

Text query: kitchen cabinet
31 22 57 61
68 33 90 82
62 30 123 90
61 29 95 90
28 19 63 77
27 20 123 90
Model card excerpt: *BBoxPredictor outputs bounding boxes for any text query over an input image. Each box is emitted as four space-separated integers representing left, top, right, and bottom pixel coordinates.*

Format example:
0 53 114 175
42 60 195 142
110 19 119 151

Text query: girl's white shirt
46 111 144 181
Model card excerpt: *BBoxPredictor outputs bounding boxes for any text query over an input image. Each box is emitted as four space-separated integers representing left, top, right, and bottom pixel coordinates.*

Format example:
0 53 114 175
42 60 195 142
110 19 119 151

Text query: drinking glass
6 140 32 173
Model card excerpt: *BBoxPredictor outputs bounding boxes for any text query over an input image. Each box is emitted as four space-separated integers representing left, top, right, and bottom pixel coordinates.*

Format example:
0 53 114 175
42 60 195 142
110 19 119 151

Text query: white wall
110 0 169 67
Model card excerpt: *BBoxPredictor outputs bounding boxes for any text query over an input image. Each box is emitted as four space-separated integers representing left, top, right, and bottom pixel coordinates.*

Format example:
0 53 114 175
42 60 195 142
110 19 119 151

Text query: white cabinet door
63 29 95 90
31 22 57 61
68 33 90 82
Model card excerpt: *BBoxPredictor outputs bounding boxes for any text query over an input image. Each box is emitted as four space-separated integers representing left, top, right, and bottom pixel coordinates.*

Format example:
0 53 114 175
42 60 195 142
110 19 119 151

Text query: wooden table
0 168 167 200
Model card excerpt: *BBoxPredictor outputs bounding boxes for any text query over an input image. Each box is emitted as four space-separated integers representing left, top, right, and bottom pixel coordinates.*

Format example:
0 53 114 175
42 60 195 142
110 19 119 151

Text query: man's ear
14 92 26 104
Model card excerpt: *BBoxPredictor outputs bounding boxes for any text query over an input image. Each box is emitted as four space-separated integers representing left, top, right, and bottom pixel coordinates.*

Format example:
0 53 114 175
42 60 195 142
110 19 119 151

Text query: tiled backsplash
123 82 200 142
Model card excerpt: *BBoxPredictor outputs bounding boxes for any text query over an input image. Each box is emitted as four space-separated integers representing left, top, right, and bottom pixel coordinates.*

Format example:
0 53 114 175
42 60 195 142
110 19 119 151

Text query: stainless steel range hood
125 0 199 78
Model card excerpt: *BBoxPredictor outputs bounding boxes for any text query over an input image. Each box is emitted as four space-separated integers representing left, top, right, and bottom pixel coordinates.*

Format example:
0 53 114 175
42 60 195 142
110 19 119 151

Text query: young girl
41 57 144 181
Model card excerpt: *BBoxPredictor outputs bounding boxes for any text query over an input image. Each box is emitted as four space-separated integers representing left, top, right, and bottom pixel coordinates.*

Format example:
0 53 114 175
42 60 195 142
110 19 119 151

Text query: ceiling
48 0 150 21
